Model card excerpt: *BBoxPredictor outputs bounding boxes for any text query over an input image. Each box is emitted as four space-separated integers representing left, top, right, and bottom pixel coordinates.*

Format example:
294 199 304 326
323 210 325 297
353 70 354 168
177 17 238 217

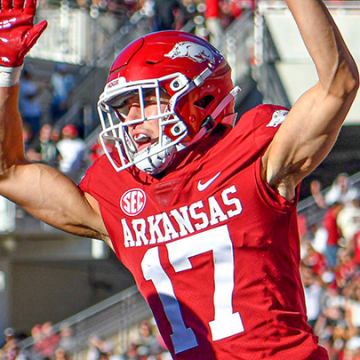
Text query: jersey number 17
141 225 245 354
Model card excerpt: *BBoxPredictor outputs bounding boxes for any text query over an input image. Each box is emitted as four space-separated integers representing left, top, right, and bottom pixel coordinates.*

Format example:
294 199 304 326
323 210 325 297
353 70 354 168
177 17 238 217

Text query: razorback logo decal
165 41 216 64
266 110 288 128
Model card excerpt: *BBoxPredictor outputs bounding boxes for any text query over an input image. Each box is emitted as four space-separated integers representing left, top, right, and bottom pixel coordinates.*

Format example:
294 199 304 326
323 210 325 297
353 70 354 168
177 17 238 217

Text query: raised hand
0 0 47 67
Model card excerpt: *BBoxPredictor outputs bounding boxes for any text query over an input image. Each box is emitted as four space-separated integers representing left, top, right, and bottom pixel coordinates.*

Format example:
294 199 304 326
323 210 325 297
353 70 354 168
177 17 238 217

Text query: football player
0 0 358 359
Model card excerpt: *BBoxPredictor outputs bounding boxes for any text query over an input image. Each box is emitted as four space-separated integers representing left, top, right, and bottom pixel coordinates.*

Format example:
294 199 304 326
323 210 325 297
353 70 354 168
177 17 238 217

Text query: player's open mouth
133 133 155 152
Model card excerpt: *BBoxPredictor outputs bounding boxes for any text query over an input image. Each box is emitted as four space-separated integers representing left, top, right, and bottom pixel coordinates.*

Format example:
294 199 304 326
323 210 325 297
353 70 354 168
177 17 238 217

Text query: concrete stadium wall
264 8 360 124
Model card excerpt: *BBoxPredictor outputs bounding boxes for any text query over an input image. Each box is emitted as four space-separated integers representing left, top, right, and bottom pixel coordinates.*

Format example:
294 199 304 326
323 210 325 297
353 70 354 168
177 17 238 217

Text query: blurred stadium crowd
0 320 172 360
299 173 360 360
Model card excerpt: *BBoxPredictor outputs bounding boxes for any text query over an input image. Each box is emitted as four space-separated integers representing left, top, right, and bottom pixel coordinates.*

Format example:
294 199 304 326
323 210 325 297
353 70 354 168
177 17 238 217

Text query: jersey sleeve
254 155 301 211
79 166 91 192
234 104 301 210
79 161 94 194
79 155 111 201
237 104 289 154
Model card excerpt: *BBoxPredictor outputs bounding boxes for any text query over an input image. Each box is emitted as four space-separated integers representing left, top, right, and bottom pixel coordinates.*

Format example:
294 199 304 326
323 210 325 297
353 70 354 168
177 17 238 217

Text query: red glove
0 0 47 67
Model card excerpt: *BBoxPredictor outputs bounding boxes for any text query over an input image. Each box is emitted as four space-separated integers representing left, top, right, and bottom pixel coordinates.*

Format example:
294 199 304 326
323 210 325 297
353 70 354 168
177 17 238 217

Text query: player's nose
125 104 142 123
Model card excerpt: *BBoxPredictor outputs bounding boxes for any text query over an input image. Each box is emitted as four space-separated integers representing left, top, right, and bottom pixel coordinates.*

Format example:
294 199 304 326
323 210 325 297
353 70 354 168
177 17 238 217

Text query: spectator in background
217 0 247 29
326 174 360 207
57 124 86 182
343 336 360 360
310 222 329 256
335 249 357 290
36 322 60 359
87 335 114 360
31 324 44 358
153 0 183 30
19 67 43 135
323 202 344 269
302 240 327 276
57 325 76 355
50 126 61 143
27 123 60 168
337 199 360 248
311 179 328 209
50 64 75 122
352 230 360 266
205 0 224 48
120 343 139 360
89 138 115 163
228 0 245 19
302 265 325 329
54 348 70 360
315 286 347 358
344 280 360 332
0 328 16 359
0 331 29 360
311 174 359 209
135 321 164 356
22 122 34 156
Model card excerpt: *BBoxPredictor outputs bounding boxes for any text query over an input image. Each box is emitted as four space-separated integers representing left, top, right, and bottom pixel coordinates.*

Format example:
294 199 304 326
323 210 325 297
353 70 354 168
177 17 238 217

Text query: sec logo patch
120 189 146 216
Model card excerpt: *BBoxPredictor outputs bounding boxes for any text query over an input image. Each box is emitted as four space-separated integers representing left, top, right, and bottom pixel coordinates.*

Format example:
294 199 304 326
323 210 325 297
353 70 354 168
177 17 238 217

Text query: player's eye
113 102 130 121
110 93 138 120
144 98 157 107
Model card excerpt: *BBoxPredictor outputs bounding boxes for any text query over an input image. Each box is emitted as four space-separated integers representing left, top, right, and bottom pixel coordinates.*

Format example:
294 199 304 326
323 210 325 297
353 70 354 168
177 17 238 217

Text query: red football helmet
97 30 240 174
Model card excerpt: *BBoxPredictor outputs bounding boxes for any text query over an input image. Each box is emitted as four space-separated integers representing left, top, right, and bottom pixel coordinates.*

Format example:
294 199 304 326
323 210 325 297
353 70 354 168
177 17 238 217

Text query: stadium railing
17 285 152 358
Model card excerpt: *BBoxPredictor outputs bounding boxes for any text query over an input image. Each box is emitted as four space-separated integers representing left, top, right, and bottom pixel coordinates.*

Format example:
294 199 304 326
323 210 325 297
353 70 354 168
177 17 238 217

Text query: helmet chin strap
211 86 241 120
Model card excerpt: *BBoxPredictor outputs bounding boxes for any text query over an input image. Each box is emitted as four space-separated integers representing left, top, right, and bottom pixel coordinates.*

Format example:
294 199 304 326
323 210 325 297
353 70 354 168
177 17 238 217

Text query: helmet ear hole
194 95 214 109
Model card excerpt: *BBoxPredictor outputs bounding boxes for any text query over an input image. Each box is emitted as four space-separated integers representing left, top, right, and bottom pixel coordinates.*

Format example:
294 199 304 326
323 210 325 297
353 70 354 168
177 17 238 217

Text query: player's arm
262 0 359 200
0 0 110 245
0 86 110 243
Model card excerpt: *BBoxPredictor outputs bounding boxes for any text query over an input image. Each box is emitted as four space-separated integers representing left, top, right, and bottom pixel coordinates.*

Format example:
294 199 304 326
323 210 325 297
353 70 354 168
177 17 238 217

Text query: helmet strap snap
200 116 215 132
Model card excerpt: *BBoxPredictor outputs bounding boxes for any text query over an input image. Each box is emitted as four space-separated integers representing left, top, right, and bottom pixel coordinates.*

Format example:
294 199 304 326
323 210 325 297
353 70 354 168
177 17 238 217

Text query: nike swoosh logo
197 172 222 192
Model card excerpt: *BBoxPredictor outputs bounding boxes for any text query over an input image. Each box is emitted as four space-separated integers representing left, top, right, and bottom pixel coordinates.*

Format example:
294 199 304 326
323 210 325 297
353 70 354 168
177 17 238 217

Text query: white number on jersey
141 225 244 354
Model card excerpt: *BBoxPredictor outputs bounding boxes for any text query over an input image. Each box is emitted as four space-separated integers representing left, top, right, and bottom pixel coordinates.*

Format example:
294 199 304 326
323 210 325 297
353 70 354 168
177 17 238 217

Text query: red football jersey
80 105 328 360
